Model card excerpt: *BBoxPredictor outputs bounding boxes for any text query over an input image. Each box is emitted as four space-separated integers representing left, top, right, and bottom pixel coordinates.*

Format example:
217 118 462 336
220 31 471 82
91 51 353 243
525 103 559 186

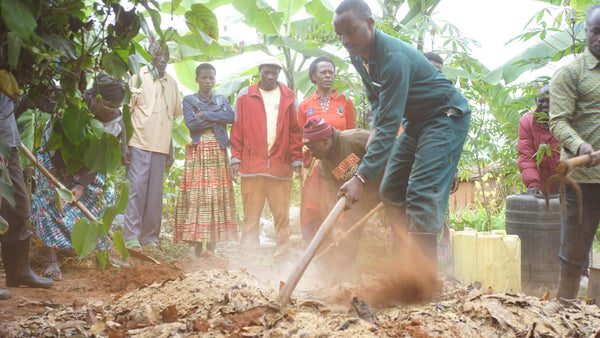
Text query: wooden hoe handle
277 196 347 306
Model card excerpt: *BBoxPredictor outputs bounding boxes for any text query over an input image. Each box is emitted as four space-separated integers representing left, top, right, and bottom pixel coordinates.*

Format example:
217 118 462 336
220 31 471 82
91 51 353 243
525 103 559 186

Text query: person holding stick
548 4 600 302
302 117 380 277
333 0 471 262
31 73 128 281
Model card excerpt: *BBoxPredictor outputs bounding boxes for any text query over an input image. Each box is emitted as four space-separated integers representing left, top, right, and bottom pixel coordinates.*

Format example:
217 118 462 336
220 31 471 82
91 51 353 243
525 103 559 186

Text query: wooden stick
19 144 98 221
558 150 600 175
314 202 382 261
277 196 347 306
18 144 160 265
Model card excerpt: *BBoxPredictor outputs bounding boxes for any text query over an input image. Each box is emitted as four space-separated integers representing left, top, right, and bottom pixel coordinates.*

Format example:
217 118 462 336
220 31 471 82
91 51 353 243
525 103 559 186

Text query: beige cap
258 56 282 69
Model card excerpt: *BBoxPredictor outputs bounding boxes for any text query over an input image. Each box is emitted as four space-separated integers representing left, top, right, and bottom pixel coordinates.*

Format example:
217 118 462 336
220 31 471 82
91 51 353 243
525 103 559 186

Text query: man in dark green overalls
333 0 471 262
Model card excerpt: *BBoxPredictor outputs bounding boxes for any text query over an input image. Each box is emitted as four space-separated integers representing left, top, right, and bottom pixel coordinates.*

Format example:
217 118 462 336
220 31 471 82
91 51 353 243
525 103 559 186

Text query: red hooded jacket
517 111 560 193
231 82 302 179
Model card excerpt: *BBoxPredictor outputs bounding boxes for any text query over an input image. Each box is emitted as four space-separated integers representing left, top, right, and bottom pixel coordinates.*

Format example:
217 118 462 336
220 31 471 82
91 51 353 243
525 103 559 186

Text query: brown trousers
240 176 291 258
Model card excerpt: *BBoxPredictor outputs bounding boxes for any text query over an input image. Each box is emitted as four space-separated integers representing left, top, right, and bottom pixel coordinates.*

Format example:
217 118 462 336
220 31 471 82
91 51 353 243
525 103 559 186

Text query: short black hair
335 0 372 19
423 52 443 66
196 63 216 77
308 56 336 84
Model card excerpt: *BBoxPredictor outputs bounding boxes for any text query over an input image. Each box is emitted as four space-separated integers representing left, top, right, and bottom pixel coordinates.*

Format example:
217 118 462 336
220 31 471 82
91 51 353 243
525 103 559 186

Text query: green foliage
0 0 591 265
449 202 505 232
0 0 230 265
157 240 193 260
534 143 557 168
171 114 192 147
162 150 186 234
16 109 51 167
70 180 130 270
53 187 74 215
71 219 105 259
1 0 37 41
185 3 219 41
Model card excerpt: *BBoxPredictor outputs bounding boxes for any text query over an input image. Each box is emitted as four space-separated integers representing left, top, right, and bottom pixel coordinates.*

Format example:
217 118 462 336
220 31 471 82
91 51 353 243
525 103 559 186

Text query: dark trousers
379 112 470 233
240 176 291 257
559 183 600 277
0 147 32 245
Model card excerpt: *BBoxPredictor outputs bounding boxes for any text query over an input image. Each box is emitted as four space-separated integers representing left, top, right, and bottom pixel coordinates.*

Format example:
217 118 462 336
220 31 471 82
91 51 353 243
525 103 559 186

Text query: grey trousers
123 147 166 245
1 147 32 244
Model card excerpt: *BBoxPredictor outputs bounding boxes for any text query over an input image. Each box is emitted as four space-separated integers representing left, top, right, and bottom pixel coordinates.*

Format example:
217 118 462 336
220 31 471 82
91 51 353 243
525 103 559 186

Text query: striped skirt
174 130 238 243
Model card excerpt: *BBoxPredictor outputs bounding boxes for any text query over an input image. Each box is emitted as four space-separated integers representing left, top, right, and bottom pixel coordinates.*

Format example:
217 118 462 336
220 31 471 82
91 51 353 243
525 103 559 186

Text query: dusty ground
2 227 600 337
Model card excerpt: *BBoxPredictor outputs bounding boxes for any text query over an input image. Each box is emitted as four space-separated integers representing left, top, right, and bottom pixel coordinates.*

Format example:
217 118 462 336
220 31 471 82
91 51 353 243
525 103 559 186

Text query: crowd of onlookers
3 0 600 308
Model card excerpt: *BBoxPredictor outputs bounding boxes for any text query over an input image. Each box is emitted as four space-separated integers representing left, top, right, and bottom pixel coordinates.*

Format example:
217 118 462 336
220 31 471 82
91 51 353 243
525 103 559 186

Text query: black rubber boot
409 232 438 264
2 239 53 289
556 269 580 301
0 288 12 300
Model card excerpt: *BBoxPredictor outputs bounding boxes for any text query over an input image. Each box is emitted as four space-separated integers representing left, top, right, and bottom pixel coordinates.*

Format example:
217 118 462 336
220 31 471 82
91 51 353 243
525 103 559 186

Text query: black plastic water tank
505 193 561 291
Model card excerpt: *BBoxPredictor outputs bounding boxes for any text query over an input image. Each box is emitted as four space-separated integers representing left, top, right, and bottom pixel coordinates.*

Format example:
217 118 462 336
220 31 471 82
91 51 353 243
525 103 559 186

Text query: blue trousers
380 112 470 233
123 147 166 245
559 183 600 277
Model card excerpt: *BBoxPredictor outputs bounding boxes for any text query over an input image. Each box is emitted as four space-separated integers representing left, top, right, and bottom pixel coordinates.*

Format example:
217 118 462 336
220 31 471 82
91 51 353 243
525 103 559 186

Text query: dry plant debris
8 267 600 337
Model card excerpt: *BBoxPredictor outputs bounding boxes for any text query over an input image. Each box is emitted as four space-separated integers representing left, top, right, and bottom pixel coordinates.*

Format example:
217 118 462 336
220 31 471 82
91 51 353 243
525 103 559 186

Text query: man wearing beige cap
230 56 303 263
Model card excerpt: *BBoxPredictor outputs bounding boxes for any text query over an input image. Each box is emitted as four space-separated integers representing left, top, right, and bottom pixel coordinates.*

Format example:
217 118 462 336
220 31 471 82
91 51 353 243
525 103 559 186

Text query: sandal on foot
125 239 142 252
109 256 131 268
41 260 63 281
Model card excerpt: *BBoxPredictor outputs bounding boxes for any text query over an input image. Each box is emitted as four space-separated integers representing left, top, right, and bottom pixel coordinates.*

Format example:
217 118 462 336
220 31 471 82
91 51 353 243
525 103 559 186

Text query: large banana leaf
278 0 306 24
485 27 586 85
174 60 199 92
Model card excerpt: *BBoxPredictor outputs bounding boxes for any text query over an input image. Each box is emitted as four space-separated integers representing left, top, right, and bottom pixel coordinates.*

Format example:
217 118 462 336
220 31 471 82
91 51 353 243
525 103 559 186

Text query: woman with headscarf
297 56 355 245
32 73 128 280
174 63 238 257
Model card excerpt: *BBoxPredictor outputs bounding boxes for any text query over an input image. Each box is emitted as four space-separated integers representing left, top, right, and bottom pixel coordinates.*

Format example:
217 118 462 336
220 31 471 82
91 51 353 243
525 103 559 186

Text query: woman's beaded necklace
318 92 332 114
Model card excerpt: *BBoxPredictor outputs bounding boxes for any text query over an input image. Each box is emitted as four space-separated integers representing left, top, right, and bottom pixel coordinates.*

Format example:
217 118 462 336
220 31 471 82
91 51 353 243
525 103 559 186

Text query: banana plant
477 0 596 87
193 0 345 99
0 0 220 266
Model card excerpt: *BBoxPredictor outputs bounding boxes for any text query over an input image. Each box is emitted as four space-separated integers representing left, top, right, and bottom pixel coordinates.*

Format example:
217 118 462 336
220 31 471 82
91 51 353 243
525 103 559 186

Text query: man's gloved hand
526 185 543 195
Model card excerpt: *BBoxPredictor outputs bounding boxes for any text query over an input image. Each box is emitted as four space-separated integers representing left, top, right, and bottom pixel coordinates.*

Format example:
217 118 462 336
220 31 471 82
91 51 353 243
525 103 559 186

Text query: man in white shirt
230 57 303 263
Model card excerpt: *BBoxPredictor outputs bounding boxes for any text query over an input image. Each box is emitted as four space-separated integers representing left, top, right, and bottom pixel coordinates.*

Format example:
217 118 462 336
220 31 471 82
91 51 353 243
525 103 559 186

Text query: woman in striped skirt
174 63 238 257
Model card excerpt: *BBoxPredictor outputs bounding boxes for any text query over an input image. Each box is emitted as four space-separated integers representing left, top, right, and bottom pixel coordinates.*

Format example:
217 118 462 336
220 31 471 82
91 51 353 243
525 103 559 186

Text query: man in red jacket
517 85 560 194
230 56 303 262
